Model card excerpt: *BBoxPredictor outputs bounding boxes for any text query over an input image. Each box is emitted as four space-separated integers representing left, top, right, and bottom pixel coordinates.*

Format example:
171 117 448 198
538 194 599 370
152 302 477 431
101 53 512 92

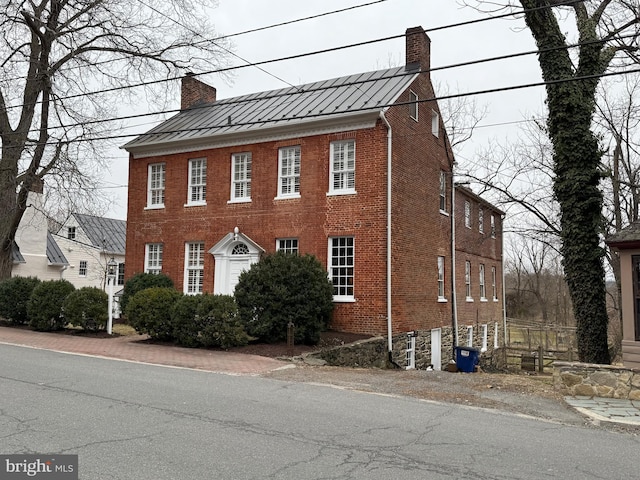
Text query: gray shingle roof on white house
122 64 420 157
72 213 126 255
11 242 25 264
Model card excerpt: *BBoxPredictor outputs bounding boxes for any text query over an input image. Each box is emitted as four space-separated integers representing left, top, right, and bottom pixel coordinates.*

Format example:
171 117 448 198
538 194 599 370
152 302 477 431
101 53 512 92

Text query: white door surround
209 230 264 295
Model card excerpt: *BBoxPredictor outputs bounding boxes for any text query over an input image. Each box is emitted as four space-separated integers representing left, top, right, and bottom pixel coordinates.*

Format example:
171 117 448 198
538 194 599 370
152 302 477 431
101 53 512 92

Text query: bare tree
462 0 640 363
0 0 232 279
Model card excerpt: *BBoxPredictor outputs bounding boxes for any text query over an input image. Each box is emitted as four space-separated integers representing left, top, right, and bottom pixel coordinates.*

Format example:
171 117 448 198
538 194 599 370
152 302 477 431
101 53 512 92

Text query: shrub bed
27 279 76 331
63 287 109 332
0 276 41 324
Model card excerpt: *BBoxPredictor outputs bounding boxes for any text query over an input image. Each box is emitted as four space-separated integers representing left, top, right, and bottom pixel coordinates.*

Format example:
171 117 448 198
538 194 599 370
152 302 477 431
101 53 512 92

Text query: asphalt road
1 344 639 480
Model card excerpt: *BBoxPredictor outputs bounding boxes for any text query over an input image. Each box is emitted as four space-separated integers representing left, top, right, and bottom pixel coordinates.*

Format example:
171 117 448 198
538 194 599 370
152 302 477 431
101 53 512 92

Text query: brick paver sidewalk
0 326 290 375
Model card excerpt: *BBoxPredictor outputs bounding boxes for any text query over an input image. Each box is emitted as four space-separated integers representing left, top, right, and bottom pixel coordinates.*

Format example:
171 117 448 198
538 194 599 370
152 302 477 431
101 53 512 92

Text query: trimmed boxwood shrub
0 276 41 324
63 287 108 332
27 279 76 331
126 287 182 341
234 252 334 344
120 272 174 314
172 294 249 348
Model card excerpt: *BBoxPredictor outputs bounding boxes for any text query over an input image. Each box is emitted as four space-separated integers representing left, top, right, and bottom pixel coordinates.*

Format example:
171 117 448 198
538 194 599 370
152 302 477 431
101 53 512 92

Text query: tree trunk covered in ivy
519 0 616 364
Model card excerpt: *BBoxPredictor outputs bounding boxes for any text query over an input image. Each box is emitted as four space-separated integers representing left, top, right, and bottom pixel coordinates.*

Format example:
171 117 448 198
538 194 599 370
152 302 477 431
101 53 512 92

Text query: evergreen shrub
63 287 109 332
27 279 76 331
120 272 174 314
234 252 334 344
0 276 41 324
126 287 181 341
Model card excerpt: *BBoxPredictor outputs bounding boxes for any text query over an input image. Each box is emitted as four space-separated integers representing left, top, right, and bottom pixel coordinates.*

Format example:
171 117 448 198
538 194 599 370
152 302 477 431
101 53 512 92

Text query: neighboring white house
11 184 126 315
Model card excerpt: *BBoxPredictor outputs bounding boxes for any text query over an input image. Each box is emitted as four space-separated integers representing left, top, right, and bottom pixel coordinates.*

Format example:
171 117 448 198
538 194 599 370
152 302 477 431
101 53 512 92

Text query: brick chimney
181 72 217 110
405 26 431 71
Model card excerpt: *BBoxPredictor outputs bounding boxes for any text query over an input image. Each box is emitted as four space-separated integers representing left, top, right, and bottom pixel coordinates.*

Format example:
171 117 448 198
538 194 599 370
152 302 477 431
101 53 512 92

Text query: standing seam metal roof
123 64 420 151
72 213 127 254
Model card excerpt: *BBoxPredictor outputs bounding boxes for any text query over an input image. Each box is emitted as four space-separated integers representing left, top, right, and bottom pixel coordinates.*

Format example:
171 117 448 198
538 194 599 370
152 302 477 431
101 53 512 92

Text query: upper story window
145 243 163 274
439 171 447 213
147 163 166 209
465 260 472 300
329 140 356 195
409 91 418 121
277 238 299 255
464 200 471 228
277 146 301 198
78 260 87 277
231 153 252 202
431 110 439 137
67 227 76 240
329 236 354 301
184 242 205 294
491 214 496 238
479 208 484 234
187 158 207 205
117 263 125 286
437 256 446 301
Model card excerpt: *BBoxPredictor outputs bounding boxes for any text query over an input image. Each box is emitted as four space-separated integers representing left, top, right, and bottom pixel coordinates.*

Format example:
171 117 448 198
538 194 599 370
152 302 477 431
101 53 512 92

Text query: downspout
380 112 394 363
501 214 507 346
451 180 459 353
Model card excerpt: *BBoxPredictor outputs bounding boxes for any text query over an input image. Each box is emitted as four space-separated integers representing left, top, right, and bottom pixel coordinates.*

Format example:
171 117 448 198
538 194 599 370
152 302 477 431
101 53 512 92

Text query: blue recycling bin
455 346 480 373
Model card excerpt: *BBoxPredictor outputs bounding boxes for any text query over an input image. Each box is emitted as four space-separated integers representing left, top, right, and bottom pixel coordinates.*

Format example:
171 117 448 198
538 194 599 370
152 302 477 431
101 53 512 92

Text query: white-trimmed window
465 260 472 300
491 214 496 238
145 243 163 274
479 208 484 234
492 266 498 301
481 324 488 352
277 146 301 198
466 326 473 347
464 201 471 228
431 110 439 137
437 256 446 301
277 238 299 255
329 140 356 194
67 227 76 240
117 263 125 286
147 163 166 208
184 242 205 294
329 236 354 300
439 171 447 213
479 264 486 300
187 158 207 205
409 91 418 121
78 260 87 277
231 153 252 202
494 322 500 348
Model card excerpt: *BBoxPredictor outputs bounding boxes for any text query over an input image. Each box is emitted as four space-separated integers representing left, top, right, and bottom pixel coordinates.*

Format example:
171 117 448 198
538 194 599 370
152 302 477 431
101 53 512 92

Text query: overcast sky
105 0 549 220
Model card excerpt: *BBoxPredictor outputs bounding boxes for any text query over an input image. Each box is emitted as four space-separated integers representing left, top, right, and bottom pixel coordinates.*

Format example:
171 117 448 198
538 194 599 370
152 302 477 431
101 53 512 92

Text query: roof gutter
380 112 394 360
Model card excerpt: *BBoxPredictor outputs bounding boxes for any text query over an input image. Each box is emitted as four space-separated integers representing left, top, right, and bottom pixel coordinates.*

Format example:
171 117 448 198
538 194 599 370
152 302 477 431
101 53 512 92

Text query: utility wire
19 32 635 136
3 0 582 110
16 65 640 149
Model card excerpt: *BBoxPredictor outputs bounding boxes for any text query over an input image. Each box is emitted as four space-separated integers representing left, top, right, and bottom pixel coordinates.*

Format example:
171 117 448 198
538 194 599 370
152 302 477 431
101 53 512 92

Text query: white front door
209 232 264 296
228 257 251 294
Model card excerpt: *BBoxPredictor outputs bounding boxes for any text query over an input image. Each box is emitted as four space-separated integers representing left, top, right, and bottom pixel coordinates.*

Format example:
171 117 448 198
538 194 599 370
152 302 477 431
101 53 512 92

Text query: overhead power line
20 32 634 136
3 0 582 110
15 65 640 149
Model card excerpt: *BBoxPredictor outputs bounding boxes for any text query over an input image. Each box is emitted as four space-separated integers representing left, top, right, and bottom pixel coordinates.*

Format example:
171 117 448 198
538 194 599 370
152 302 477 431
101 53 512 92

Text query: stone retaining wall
554 361 640 400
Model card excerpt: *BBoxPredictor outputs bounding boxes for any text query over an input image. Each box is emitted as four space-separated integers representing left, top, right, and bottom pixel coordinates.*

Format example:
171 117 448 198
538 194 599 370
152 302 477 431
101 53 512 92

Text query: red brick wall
454 188 504 328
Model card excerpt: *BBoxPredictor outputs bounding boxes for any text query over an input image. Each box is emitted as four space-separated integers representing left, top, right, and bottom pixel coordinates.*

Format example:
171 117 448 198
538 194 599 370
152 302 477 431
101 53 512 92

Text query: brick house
123 27 504 368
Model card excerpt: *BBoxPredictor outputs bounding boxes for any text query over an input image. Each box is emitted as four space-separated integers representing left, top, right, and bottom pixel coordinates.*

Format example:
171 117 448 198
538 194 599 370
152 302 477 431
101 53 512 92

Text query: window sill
466 297 474 302
437 297 448 303
439 209 449 216
333 296 356 303
144 205 165 210
493 298 499 302
227 198 252 204
480 298 488 302
274 194 301 201
327 190 357 197
184 202 207 208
